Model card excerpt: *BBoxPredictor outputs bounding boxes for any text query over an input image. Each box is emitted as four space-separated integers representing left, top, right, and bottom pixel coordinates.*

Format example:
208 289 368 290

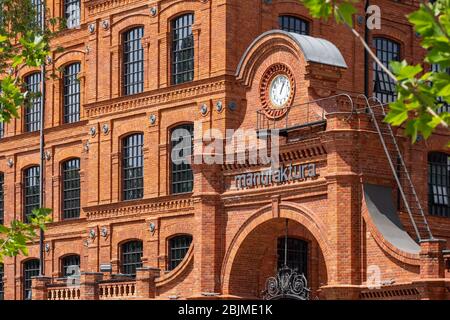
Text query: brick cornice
84 77 228 117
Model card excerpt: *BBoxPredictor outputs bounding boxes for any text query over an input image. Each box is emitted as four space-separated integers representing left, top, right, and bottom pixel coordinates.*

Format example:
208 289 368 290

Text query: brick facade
0 0 449 300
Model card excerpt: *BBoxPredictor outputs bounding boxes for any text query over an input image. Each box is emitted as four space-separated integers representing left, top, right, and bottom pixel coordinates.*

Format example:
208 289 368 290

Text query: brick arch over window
221 202 331 295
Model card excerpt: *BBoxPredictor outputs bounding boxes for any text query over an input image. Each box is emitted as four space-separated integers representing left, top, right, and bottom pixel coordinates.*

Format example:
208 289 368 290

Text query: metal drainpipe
364 0 370 98
38 0 47 277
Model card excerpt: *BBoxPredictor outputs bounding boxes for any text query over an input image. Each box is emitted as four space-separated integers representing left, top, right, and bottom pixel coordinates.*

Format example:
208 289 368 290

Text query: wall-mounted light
150 6 158 16
100 227 108 238
200 104 208 116
149 222 156 234
7 159 14 168
102 123 109 135
216 101 223 112
89 127 96 137
149 114 157 125
44 243 51 253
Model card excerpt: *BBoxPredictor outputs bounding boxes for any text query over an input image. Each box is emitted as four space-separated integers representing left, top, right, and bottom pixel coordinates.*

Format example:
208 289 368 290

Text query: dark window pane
63 63 81 123
121 241 143 276
172 14 194 85
428 152 450 217
0 172 3 225
122 134 144 200
373 37 400 104
62 159 80 219
24 73 42 132
123 27 144 95
431 64 450 114
168 235 192 271
277 238 308 277
0 122 4 138
61 255 80 277
23 166 40 223
23 259 40 300
64 0 80 29
171 124 193 194
279 16 309 35
31 0 43 28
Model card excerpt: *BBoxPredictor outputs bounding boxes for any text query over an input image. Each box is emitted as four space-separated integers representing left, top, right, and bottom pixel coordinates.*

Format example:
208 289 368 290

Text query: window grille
24 73 42 132
172 14 194 85
373 37 400 103
62 159 80 219
277 237 308 277
64 0 80 29
23 259 40 300
63 63 81 123
168 235 192 271
62 255 80 277
24 166 40 223
122 134 144 200
428 152 449 217
121 241 143 276
123 27 144 95
171 124 194 194
279 15 309 35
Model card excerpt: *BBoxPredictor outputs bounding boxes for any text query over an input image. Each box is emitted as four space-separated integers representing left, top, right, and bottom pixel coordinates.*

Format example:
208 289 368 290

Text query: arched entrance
222 207 330 299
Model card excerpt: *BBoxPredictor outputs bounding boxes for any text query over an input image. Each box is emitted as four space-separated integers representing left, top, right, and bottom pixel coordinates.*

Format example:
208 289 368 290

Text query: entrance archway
222 204 331 299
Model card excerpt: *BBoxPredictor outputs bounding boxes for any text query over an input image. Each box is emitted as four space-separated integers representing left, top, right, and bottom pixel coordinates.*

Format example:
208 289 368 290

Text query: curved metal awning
236 30 348 77
364 184 420 255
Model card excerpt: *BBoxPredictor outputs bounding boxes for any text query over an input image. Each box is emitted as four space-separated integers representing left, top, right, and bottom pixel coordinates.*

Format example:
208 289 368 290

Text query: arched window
0 263 4 300
63 63 81 124
277 237 308 277
373 37 400 103
62 158 80 220
428 152 449 217
64 0 80 29
120 240 143 276
123 27 144 95
23 166 40 223
0 172 4 225
61 255 80 277
172 13 194 85
170 124 194 194
279 15 309 35
168 235 192 271
23 259 40 300
122 134 144 200
24 72 42 132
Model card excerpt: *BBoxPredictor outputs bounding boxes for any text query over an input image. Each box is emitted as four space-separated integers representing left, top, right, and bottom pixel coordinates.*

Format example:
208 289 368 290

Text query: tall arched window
172 14 194 85
123 27 144 95
122 134 144 201
62 158 80 220
23 259 40 300
0 172 4 225
168 235 192 271
373 37 400 103
120 240 143 276
428 152 449 217
64 0 80 29
61 254 80 277
277 237 308 277
23 166 40 223
171 124 194 194
24 72 42 132
63 63 81 124
0 263 4 300
279 15 309 35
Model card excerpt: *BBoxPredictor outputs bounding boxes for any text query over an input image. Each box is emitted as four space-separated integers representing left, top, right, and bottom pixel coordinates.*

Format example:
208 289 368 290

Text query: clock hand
280 82 285 95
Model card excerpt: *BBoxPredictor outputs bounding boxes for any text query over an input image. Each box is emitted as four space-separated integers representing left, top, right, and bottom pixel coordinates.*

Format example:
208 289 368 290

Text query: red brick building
0 0 449 300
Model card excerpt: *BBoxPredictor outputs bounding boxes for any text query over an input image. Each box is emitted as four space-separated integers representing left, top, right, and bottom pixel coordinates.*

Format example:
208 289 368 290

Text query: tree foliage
301 0 450 145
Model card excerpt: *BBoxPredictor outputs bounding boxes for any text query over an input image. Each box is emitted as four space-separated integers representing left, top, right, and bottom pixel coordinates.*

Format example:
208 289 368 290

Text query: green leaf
336 2 357 27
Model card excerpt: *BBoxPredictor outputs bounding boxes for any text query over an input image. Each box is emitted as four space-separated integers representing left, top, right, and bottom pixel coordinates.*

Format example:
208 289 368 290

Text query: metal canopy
363 184 421 254
236 30 348 77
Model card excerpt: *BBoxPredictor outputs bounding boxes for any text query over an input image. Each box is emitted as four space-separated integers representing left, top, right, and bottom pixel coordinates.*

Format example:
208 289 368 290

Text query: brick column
31 276 51 300
79 272 103 300
135 267 160 299
419 239 446 279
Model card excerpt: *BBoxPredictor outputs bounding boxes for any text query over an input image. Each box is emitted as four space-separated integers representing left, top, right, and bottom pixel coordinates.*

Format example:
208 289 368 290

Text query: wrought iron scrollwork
263 266 310 300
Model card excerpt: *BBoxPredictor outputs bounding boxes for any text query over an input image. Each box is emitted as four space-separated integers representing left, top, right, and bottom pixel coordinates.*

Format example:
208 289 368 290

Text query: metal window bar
171 124 194 194
31 0 43 29
24 73 42 132
0 263 4 300
373 38 400 104
121 241 143 276
62 255 80 277
64 0 80 29
62 159 80 220
277 238 308 277
23 259 40 300
279 15 309 35
168 235 192 271
172 14 194 85
123 27 144 95
431 64 450 114
63 63 81 124
428 152 450 217
24 166 40 223
122 134 144 200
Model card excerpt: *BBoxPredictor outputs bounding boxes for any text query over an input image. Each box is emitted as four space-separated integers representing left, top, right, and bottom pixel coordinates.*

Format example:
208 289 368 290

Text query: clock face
269 75 291 108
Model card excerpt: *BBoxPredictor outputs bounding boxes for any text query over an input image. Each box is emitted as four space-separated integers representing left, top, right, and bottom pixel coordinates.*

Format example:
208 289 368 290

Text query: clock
260 64 295 119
